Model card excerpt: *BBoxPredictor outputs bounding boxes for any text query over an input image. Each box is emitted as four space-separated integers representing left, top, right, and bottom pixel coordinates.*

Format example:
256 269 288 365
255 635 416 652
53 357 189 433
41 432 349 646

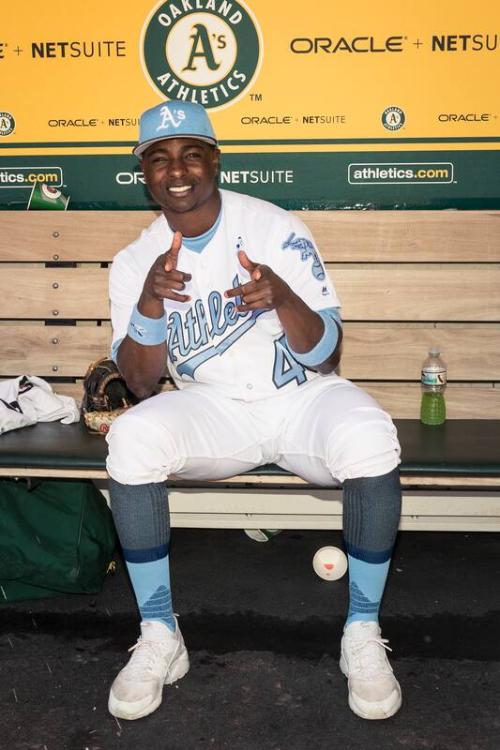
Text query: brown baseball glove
82 357 138 434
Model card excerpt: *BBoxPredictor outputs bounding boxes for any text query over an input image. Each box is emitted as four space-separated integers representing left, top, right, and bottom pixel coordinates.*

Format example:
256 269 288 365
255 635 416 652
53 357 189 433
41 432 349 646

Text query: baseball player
106 100 403 722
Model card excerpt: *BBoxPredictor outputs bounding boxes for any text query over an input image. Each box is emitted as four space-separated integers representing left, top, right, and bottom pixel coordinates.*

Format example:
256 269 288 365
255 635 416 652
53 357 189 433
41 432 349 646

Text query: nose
167 156 187 179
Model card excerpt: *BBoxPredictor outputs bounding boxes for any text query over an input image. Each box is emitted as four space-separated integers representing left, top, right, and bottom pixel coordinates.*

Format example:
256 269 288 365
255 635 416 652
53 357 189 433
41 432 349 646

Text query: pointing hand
224 250 291 312
142 230 192 305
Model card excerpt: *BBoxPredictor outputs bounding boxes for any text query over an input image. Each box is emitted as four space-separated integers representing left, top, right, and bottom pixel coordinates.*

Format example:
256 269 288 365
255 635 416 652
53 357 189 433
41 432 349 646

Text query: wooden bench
1 210 499 532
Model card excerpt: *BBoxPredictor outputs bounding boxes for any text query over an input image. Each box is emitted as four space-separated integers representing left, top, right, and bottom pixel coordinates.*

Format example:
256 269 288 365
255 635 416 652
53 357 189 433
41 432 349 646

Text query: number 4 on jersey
272 335 307 389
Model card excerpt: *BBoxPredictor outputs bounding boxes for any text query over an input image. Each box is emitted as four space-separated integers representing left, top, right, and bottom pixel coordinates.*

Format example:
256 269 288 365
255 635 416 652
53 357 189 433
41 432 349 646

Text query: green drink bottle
420 348 447 426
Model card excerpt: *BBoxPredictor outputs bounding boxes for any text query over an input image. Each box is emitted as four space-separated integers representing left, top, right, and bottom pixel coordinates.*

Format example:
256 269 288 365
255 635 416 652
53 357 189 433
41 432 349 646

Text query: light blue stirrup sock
342 468 401 626
108 478 176 632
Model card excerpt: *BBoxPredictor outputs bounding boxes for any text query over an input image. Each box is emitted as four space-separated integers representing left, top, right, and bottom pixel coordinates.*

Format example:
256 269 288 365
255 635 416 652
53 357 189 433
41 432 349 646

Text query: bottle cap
429 347 441 356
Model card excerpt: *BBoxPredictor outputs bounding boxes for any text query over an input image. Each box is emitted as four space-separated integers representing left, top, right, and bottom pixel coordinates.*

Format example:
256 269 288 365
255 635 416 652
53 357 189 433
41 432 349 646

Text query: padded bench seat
1 419 499 487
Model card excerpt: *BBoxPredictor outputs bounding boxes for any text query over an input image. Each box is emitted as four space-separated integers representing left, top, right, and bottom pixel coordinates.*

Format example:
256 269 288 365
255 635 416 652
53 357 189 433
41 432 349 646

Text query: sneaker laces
122 638 168 680
348 635 393 678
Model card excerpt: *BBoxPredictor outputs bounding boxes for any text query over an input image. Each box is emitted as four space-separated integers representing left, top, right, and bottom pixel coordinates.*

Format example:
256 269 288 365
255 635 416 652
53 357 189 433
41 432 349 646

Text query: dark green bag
0 478 117 602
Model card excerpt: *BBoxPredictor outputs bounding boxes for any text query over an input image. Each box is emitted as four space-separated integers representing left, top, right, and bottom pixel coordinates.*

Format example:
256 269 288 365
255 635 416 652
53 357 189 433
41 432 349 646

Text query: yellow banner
1 0 499 154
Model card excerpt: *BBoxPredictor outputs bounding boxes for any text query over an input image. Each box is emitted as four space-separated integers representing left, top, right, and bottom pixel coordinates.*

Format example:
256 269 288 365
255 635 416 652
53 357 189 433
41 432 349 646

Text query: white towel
0 376 80 436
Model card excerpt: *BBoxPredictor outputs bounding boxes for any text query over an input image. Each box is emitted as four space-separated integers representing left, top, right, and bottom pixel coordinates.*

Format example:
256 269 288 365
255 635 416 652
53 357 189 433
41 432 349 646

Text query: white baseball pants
106 377 400 486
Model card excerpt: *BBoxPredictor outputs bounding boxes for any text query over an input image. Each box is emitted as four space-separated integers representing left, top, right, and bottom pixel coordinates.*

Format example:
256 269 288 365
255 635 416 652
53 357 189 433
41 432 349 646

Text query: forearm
277 294 342 374
116 294 169 399
117 338 167 400
277 295 323 350
224 254 341 373
111 232 188 397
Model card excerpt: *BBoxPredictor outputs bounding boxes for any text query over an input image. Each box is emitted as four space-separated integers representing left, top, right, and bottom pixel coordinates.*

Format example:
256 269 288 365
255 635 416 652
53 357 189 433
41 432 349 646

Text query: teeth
169 185 190 194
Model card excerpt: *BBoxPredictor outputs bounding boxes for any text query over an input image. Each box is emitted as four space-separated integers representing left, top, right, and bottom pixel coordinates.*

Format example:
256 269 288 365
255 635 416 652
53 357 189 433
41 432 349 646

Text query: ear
212 147 221 172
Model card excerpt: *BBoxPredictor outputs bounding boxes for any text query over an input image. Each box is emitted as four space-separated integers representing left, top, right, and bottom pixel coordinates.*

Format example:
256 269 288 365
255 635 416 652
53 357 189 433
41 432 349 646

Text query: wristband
127 305 167 346
286 309 340 367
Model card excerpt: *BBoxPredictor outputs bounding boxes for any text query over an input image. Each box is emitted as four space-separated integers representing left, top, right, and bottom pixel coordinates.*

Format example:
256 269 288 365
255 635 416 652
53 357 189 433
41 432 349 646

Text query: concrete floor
2 527 500 750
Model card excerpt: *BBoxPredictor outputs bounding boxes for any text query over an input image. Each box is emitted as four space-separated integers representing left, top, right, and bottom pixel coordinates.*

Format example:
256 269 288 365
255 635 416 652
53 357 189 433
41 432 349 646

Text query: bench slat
2 267 499 321
0 326 111 376
363 383 500 419
1 323 499 381
2 210 500 263
0 211 158 263
336 268 500 321
0 268 109 318
303 210 500 263
340 324 500 381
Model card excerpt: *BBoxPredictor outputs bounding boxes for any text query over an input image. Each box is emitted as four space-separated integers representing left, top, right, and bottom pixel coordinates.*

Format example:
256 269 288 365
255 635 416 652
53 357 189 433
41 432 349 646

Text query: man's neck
164 189 221 238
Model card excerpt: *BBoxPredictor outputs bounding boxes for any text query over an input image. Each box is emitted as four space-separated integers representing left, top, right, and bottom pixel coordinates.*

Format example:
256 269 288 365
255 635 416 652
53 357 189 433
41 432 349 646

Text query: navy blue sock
108 479 175 632
342 468 401 625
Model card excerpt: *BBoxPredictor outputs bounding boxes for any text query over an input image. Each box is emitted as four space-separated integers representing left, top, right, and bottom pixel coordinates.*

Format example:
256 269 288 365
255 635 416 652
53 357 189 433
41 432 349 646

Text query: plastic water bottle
420 348 447 426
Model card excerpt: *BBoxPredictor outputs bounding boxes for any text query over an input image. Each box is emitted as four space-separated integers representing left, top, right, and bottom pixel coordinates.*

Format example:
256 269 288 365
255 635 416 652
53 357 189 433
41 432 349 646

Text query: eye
185 150 202 160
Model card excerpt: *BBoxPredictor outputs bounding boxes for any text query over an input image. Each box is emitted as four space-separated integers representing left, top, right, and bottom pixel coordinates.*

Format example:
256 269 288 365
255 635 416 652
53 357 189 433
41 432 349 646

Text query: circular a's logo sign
381 106 405 131
141 0 263 110
0 112 15 137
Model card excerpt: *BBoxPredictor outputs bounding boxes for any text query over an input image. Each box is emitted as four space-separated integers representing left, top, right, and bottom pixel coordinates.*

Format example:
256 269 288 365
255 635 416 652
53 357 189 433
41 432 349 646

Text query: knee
327 410 401 482
106 409 179 485
107 409 151 457
344 467 401 504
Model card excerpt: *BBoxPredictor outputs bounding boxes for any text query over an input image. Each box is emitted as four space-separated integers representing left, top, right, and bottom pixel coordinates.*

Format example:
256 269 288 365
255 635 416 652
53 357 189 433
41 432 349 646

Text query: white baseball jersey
109 189 341 401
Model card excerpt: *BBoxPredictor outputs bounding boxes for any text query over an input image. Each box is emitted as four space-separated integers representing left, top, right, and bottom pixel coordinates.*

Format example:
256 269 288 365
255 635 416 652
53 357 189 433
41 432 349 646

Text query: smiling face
141 137 221 233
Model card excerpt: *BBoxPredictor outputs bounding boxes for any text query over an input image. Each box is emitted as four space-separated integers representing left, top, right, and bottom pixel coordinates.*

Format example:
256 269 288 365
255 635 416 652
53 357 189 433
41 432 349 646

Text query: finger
152 284 191 301
154 279 189 295
238 290 273 307
235 301 272 313
238 250 262 280
161 269 191 283
224 280 259 299
165 231 183 272
164 290 191 303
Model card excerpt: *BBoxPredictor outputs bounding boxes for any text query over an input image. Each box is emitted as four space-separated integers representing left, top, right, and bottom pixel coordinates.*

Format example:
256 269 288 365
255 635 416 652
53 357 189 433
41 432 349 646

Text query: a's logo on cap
156 105 186 131
141 0 263 110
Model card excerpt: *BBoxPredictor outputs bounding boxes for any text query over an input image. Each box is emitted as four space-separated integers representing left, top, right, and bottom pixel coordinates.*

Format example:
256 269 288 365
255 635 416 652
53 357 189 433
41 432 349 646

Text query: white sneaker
340 620 402 720
108 619 190 720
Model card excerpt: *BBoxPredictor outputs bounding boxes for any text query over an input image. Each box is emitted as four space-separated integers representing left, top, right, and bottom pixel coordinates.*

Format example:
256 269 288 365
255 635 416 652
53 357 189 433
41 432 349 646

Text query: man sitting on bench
105 100 403 722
